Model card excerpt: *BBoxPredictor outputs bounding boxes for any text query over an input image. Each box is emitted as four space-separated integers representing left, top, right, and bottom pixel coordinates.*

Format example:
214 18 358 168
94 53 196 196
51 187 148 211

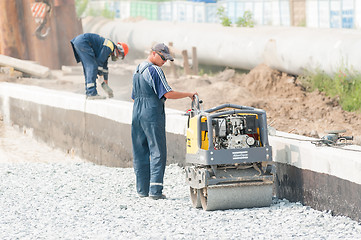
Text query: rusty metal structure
0 0 82 69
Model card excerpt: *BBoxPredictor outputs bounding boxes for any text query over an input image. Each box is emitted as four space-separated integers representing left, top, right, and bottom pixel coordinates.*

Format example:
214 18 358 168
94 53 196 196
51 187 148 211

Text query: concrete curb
0 82 187 167
270 132 361 222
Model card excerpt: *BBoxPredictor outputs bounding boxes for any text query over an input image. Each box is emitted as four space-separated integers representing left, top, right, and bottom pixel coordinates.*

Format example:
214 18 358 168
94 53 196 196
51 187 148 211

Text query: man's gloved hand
101 82 114 98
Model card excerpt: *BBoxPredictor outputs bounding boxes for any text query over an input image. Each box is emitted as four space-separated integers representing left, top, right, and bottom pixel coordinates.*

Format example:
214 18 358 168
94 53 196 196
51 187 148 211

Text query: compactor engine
185 96 274 210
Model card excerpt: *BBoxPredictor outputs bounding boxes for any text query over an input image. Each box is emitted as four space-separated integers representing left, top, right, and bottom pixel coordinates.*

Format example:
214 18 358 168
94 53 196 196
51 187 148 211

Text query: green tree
236 11 254 27
217 6 232 27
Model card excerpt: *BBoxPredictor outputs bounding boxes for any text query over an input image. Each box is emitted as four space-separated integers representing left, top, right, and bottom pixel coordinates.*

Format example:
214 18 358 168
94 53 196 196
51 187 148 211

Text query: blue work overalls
131 63 167 197
70 33 113 96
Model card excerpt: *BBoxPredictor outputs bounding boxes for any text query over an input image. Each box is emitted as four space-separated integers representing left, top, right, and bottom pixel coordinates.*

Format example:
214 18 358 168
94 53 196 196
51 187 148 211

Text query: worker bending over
70 33 129 99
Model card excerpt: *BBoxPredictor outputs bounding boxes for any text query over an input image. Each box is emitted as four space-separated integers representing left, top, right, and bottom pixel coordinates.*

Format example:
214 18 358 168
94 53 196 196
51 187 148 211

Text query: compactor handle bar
191 94 201 114
205 104 254 113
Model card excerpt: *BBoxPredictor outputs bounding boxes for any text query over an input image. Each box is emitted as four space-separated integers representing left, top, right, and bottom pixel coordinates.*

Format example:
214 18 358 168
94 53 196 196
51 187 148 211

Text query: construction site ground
1 59 361 145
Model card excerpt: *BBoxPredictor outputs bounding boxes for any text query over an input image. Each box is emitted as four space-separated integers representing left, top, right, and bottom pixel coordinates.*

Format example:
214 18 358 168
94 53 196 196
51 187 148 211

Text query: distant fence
87 0 360 28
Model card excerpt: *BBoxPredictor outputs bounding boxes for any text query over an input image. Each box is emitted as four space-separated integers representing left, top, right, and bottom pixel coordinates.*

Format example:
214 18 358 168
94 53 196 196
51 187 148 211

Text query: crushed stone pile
1 162 361 239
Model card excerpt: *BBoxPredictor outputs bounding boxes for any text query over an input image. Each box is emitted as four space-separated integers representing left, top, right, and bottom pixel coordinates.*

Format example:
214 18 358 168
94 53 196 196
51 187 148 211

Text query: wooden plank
61 65 83 75
0 54 50 78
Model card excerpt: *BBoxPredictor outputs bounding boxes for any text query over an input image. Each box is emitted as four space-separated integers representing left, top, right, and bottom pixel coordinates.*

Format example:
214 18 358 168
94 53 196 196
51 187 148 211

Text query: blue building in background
87 0 359 29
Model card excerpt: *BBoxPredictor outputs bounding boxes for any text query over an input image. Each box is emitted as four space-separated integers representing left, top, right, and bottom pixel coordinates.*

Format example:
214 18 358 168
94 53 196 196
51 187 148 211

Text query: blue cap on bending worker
152 43 174 61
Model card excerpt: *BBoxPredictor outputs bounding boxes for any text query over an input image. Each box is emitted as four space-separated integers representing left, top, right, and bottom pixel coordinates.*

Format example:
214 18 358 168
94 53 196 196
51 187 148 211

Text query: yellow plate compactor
185 96 274 210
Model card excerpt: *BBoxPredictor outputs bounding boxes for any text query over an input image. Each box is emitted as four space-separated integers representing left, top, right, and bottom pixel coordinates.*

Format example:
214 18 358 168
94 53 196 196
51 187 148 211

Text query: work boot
101 82 114 98
86 94 106 100
149 194 166 200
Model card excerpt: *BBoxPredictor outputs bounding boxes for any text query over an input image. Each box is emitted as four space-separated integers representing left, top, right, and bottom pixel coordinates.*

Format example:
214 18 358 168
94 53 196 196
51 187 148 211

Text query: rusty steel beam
1 0 85 69
21 0 60 69
15 0 82 69
0 0 26 58
53 0 83 67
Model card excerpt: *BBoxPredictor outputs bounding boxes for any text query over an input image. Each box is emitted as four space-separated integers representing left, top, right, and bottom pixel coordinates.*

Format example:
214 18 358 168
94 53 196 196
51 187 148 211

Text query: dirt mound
166 64 361 142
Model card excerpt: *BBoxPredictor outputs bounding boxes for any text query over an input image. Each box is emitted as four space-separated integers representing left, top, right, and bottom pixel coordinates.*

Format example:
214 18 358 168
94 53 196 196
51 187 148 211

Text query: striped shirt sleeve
147 65 172 99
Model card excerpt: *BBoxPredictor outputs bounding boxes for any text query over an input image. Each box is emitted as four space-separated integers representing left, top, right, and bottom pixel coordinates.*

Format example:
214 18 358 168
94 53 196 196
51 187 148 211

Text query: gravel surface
1 121 361 239
1 162 361 240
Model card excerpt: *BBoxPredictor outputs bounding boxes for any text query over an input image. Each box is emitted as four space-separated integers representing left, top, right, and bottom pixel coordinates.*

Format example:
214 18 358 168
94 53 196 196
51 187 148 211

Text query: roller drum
200 182 273 211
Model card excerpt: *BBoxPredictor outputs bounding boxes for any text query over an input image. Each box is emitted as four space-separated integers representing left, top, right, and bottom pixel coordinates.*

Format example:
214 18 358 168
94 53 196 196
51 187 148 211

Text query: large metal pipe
83 17 361 75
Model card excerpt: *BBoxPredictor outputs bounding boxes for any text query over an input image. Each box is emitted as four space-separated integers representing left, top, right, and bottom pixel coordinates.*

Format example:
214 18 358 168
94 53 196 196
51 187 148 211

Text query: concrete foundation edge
7 97 186 167
0 83 186 168
276 162 361 222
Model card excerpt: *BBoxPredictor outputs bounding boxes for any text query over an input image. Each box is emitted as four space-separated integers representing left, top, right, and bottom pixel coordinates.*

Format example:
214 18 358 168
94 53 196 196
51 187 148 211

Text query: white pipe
83 17 361 75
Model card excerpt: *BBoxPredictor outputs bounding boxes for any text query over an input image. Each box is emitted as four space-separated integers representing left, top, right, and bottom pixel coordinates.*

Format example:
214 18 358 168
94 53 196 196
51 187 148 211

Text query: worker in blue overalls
70 33 129 99
131 43 198 200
